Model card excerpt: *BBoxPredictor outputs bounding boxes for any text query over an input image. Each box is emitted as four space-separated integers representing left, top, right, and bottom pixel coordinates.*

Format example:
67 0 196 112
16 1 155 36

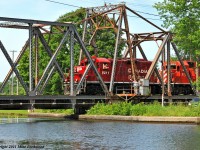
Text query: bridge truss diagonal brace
137 44 162 83
73 27 110 96
35 28 65 80
145 34 170 80
0 40 29 93
171 42 196 94
33 29 70 95
75 63 92 95
39 66 56 94
0 41 29 94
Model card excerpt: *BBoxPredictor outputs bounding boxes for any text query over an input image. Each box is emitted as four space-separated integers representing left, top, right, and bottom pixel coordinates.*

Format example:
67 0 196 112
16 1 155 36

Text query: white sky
0 0 165 82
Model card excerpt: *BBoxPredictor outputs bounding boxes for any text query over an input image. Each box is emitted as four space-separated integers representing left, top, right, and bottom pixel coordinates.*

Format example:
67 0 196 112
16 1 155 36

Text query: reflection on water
0 118 199 150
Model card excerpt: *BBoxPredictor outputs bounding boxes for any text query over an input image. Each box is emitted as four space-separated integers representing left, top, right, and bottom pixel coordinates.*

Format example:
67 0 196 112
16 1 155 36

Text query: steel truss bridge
0 4 197 113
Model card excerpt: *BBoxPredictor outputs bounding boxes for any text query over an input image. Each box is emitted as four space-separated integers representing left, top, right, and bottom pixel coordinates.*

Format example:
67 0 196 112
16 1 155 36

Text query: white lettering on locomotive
138 69 148 73
102 71 110 75
76 66 82 72
103 63 109 69
128 68 148 74
128 68 132 73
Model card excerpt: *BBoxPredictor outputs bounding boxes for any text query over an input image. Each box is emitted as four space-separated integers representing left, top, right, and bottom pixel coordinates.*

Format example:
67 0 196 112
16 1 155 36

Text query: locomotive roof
81 57 110 63
163 61 190 66
95 57 111 63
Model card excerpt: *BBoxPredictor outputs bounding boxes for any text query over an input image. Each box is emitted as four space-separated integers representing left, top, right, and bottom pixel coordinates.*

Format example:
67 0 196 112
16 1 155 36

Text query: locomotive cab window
165 65 176 69
171 65 176 69
188 62 194 68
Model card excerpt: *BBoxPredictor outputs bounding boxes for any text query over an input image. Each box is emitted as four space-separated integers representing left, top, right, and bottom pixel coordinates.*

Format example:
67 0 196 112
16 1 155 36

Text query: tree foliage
154 0 200 60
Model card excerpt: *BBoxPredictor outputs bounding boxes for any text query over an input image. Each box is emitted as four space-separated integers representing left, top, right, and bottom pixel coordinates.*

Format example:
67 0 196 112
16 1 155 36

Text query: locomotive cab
161 60 196 95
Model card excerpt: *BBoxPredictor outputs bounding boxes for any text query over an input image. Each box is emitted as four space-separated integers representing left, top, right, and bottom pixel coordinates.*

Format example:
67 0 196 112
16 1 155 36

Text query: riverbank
28 113 200 124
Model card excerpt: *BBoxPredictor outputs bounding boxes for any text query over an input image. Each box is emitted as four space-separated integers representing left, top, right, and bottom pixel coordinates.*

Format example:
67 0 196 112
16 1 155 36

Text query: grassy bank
86 102 200 117
35 109 74 115
0 109 74 117
0 110 28 117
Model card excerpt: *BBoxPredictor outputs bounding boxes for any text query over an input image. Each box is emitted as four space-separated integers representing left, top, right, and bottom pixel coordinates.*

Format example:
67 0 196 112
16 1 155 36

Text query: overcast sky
0 0 165 82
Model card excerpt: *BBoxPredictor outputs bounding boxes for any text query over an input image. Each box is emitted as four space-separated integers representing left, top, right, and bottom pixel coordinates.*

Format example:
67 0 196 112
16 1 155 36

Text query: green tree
154 1 200 92
154 0 200 60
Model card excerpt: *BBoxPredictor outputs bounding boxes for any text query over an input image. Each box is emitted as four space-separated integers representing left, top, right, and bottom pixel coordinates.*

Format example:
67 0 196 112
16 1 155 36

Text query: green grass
0 110 28 117
86 102 200 117
34 109 74 115
0 109 74 117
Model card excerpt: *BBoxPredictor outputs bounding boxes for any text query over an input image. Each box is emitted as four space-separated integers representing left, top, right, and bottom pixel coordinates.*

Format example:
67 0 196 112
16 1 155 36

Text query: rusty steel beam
135 31 167 36
109 7 123 94
145 34 170 80
78 5 121 25
125 6 165 32
167 40 172 96
123 6 138 81
123 33 152 58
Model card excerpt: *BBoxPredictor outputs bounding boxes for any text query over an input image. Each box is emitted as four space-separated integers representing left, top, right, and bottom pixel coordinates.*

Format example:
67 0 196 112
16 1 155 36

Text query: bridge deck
0 95 197 111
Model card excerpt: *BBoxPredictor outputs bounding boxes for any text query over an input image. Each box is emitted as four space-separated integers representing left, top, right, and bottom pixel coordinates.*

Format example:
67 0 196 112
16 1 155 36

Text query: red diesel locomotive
64 56 196 95
160 61 196 95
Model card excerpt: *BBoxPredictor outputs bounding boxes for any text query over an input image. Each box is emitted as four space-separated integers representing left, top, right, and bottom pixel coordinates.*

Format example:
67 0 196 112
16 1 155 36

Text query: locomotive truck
63 56 196 96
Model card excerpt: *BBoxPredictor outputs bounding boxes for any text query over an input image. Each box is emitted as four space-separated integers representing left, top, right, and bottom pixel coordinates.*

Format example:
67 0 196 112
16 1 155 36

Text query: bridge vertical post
167 39 172 99
161 45 165 107
78 9 89 65
70 27 75 96
29 23 34 94
109 7 123 94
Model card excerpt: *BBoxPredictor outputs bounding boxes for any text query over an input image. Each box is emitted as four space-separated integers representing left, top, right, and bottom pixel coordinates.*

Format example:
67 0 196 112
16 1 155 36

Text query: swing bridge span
0 4 197 113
